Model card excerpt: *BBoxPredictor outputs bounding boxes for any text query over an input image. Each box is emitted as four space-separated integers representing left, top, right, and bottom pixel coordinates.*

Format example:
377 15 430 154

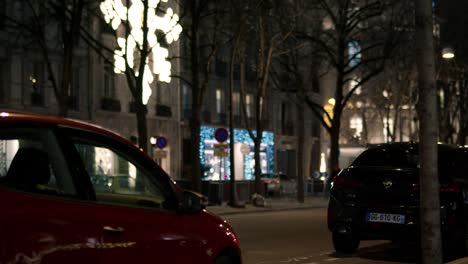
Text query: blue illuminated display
348 40 361 67
200 126 274 180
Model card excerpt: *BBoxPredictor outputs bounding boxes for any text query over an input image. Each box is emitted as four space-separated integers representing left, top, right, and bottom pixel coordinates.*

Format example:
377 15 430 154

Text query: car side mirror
181 190 207 214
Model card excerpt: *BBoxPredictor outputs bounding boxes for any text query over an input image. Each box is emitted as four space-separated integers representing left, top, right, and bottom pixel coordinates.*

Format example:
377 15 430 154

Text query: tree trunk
254 136 262 195
327 122 340 194
296 97 305 203
189 113 202 193
459 79 468 145
228 92 237 206
459 95 467 145
54 0 84 117
228 27 240 206
415 0 442 263
189 0 202 193
135 103 148 154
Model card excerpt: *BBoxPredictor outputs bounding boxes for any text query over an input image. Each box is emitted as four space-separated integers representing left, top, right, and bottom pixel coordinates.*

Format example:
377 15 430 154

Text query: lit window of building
383 117 394 142
233 92 240 115
350 115 363 138
348 41 361 67
349 78 361 94
246 94 253 117
216 89 223 113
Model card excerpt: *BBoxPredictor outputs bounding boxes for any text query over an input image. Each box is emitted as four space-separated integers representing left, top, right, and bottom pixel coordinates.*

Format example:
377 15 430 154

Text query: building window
383 117 394 142
101 64 120 112
233 92 240 115
350 115 363 138
103 64 115 98
348 41 361 67
349 77 361 94
28 62 45 106
69 66 81 111
281 102 294 135
216 89 223 114
182 84 190 109
155 85 162 105
245 94 253 118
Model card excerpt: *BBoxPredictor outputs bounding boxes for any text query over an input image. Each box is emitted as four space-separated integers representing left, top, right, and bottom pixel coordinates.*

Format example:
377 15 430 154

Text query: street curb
209 204 327 216
447 258 468 264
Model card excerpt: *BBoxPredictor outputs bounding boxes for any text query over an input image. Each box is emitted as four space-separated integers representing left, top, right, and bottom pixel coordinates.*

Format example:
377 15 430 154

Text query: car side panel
0 188 103 264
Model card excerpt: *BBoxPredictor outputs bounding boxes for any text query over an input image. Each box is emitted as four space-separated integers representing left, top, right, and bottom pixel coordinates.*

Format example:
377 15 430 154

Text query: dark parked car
0 112 241 264
328 142 466 255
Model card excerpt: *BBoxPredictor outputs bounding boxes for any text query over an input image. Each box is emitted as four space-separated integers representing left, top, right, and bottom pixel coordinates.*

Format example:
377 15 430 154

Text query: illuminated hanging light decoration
100 0 183 105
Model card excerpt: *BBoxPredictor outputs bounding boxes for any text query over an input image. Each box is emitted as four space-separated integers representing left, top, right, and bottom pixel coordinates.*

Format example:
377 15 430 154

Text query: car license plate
366 212 405 224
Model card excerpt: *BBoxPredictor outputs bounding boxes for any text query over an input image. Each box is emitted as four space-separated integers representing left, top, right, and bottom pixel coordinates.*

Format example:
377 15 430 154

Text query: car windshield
352 148 419 168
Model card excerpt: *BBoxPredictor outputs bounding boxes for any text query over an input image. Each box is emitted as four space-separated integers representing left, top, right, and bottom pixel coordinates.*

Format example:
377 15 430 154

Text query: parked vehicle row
328 142 468 257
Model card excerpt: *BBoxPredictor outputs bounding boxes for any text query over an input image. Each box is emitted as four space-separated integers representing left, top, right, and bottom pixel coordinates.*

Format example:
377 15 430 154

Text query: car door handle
103 226 125 235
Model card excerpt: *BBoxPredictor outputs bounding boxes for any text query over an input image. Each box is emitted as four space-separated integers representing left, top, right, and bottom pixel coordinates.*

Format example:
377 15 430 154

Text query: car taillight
332 175 362 188
440 183 461 193
413 183 461 193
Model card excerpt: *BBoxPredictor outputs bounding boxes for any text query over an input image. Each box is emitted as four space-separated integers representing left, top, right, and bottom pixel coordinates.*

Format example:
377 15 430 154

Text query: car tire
214 253 238 264
332 230 360 255
462 222 468 255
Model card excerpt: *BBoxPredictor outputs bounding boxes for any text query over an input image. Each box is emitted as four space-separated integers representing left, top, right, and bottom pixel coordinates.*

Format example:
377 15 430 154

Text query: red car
0 111 241 264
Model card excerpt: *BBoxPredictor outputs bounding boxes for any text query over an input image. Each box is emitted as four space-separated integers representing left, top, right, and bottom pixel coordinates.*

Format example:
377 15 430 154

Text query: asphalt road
222 208 460 264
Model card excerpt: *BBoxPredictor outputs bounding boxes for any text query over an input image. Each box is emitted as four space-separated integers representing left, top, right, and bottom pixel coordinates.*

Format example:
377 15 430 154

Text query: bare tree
297 0 410 192
170 0 224 192
6 0 86 117
235 0 297 196
436 58 468 145
270 0 320 203
370 52 416 143
225 0 247 206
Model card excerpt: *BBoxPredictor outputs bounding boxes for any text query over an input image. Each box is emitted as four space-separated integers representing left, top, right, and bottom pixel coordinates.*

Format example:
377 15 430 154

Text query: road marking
324 258 338 261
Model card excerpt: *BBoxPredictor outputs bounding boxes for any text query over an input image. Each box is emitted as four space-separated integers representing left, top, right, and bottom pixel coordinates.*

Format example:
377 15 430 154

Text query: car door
62 127 207 263
0 124 103 264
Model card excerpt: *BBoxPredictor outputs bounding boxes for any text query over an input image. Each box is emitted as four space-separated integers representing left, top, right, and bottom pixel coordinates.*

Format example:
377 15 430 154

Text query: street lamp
442 47 455 59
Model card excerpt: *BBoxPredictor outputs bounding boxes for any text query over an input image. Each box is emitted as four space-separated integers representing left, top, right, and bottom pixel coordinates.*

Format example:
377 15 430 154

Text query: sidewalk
448 257 468 264
206 195 329 216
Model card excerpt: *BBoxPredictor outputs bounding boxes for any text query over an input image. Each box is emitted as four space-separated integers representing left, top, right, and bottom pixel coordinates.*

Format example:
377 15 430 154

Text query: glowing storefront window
200 127 274 181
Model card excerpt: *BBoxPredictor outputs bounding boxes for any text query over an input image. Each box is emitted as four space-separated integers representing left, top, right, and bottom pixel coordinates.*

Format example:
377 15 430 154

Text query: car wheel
462 222 468 255
332 230 360 255
214 254 237 264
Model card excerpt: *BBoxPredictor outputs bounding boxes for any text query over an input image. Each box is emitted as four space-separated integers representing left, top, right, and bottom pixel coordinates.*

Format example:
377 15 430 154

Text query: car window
352 148 419 168
72 138 175 211
0 128 76 196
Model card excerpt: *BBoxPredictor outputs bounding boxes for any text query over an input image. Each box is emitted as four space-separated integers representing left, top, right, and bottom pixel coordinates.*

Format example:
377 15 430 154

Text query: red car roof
0 110 143 154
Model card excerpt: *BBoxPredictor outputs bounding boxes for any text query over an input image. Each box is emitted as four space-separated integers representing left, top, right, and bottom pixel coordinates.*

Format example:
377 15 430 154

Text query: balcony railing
101 97 121 112
155 104 172 117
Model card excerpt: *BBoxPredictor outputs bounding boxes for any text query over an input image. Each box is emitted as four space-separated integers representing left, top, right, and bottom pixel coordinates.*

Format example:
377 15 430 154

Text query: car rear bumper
328 198 462 242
